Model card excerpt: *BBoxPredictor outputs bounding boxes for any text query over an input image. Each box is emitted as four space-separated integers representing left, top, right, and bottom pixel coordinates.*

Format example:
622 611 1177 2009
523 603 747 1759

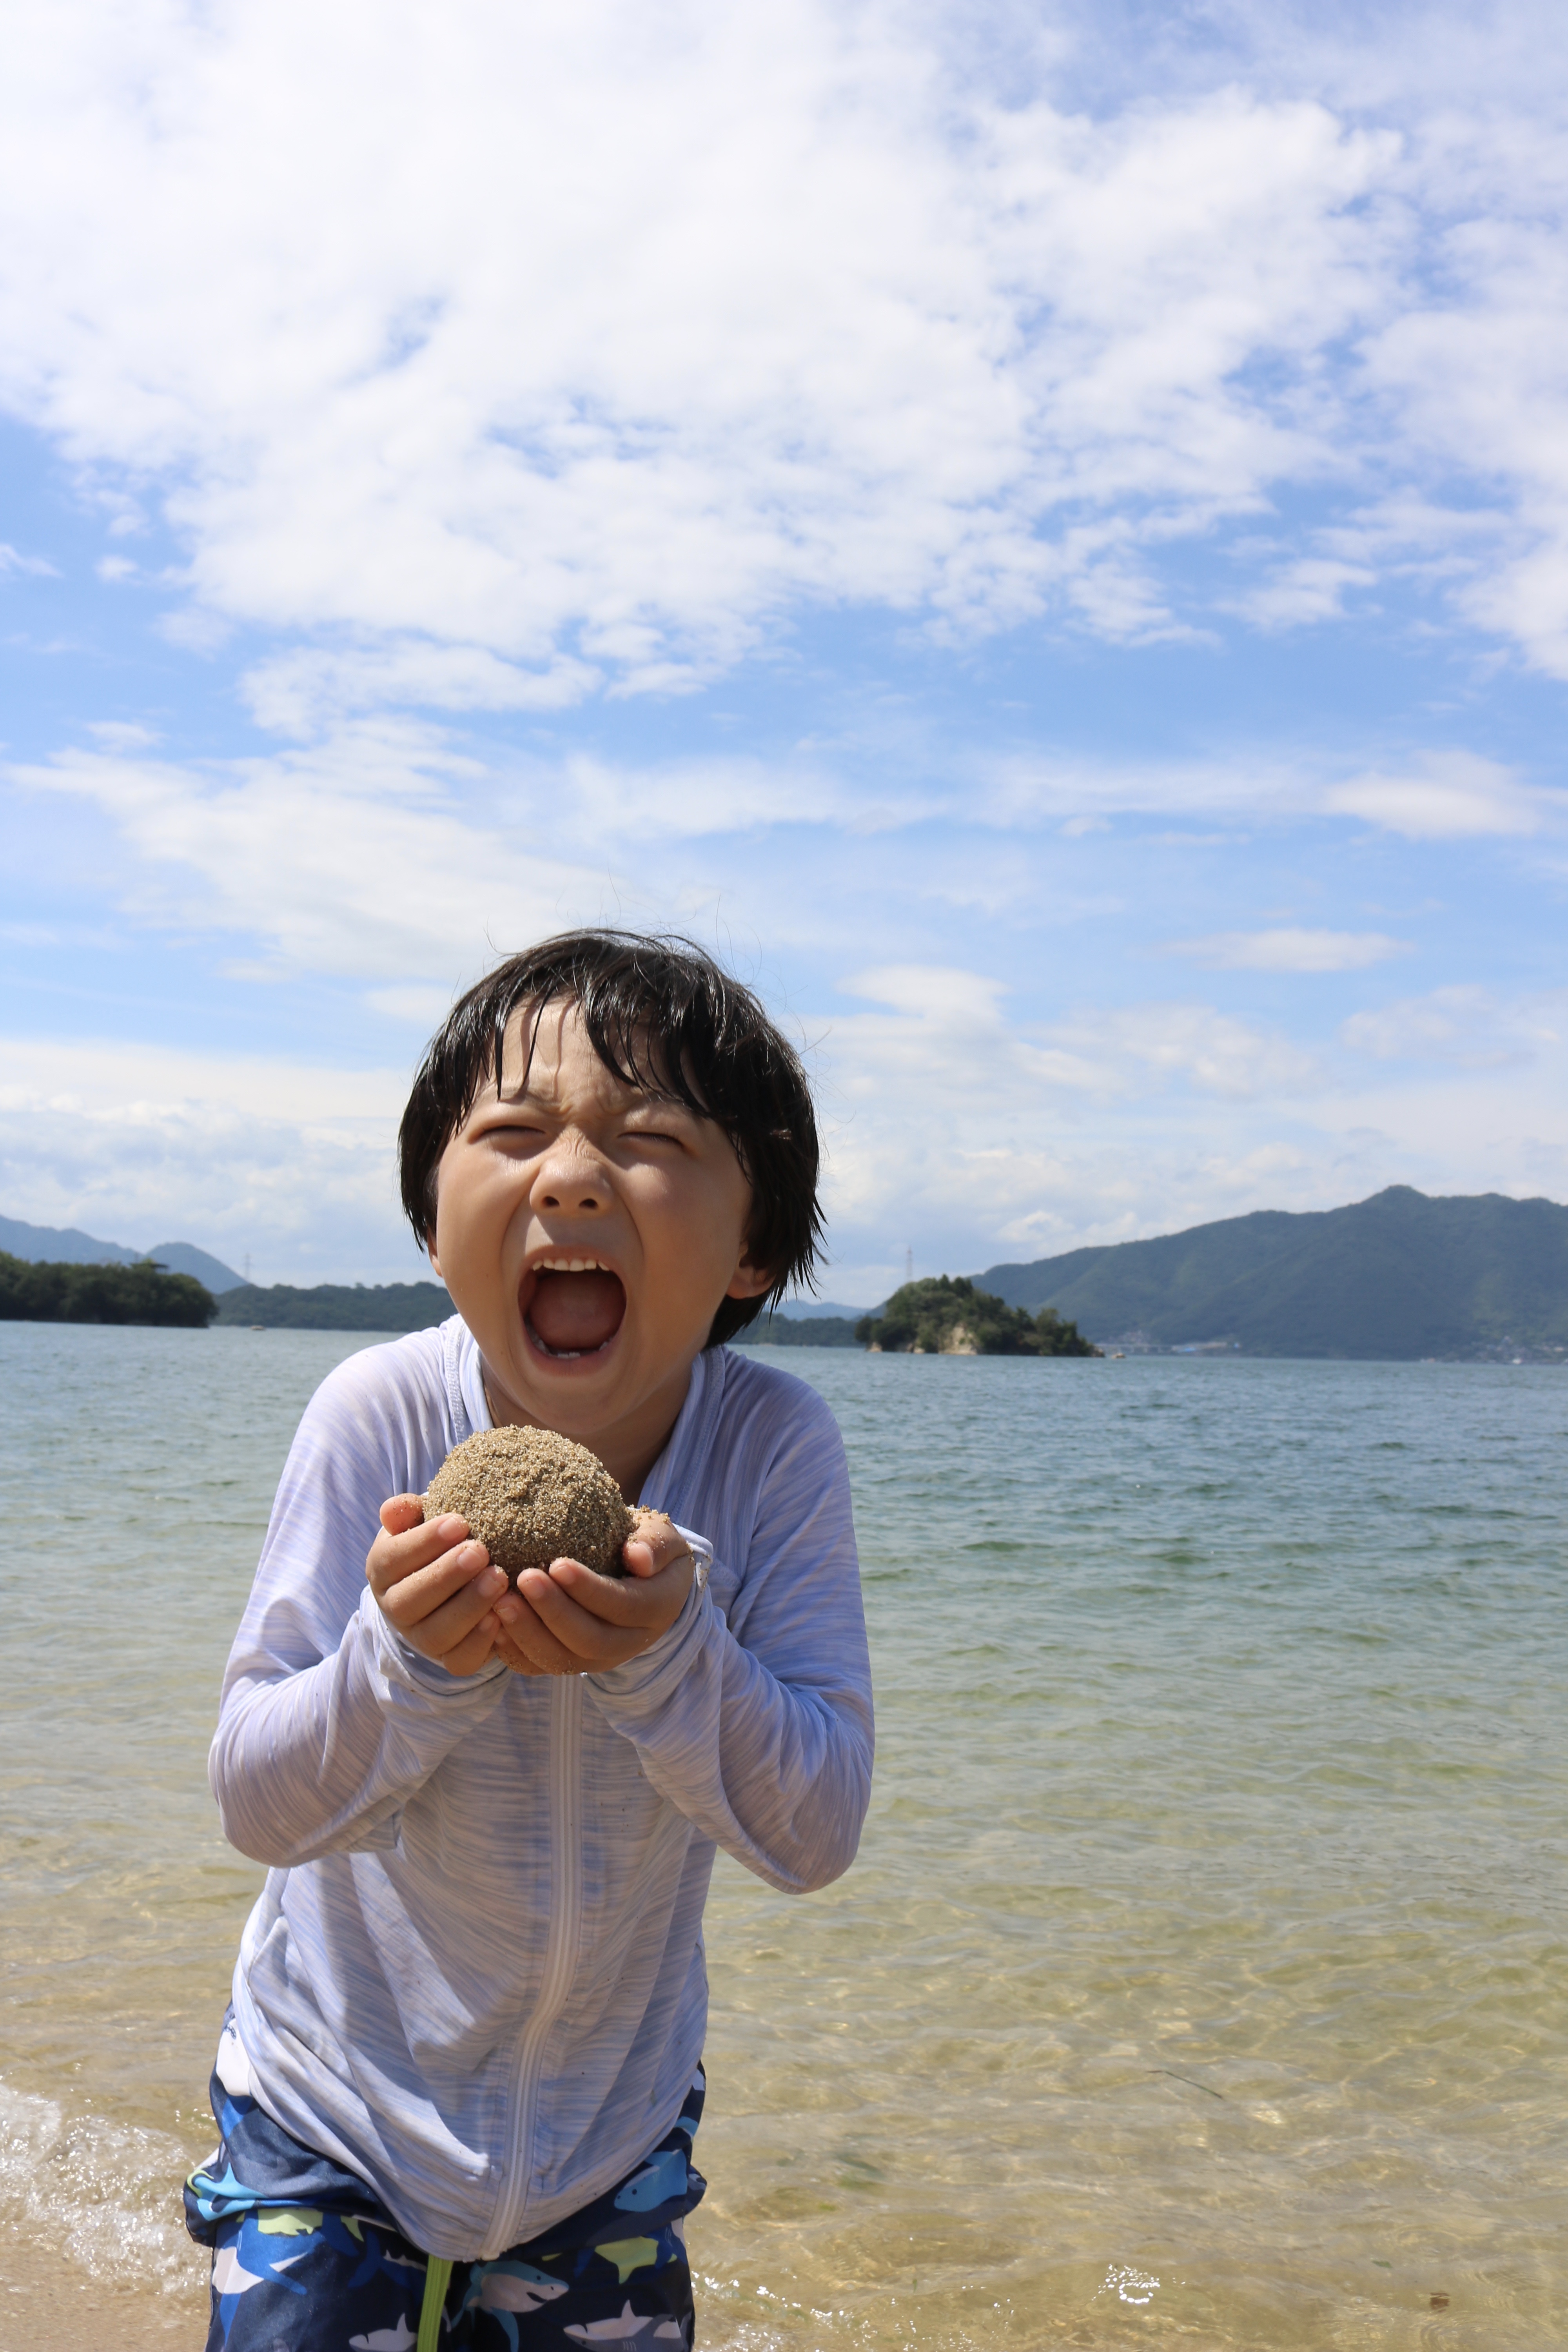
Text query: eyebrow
479 1076 695 1117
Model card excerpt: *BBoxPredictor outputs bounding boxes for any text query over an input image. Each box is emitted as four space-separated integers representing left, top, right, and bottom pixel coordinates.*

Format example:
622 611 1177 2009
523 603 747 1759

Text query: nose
530 1128 606 1215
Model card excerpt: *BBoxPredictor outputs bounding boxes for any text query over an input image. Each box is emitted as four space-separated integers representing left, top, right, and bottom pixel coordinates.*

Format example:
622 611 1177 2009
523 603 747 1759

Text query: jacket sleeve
585 1388 873 1894
208 1345 509 1867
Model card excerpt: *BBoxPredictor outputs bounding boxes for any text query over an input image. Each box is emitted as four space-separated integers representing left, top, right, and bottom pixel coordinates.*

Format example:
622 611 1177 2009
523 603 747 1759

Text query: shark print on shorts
185 2016 706 2351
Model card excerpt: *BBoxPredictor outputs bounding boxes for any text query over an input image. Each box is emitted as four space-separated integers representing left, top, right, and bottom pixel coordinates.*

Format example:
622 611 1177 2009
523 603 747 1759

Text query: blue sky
2 0 1566 1299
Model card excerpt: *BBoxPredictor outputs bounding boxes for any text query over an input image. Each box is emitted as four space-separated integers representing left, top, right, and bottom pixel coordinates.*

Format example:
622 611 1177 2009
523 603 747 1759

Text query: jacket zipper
483 1674 583 2258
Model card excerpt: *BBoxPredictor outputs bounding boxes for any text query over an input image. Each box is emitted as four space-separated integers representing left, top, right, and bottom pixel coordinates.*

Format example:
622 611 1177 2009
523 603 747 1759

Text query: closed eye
473 1118 549 1150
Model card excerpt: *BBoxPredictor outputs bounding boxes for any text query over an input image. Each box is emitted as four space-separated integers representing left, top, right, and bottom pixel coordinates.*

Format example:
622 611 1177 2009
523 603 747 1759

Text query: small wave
0 2076 202 2290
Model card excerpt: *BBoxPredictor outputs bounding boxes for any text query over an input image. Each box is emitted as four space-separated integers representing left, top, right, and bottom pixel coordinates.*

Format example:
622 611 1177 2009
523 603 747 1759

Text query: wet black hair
398 930 823 1345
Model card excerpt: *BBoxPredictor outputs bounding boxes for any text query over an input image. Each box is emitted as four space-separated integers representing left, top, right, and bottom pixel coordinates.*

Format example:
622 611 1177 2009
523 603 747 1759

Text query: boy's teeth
538 1256 604 1273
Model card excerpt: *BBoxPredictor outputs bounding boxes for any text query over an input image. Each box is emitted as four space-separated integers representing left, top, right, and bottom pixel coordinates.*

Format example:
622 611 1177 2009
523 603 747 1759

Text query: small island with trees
855 1275 1100 1356
0 1250 216 1327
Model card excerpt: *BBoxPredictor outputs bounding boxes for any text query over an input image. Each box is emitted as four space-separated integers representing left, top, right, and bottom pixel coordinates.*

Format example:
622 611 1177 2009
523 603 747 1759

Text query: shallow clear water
0 1325 1564 2348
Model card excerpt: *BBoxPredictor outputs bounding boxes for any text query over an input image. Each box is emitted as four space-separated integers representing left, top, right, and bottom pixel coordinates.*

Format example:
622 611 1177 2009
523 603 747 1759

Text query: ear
426 1235 445 1281
724 1252 773 1302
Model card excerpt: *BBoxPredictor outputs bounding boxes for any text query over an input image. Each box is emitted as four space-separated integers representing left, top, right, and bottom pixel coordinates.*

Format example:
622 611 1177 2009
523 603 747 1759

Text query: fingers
492 1590 588 1677
379 1541 501 1633
496 1572 639 1669
438 1616 507 1678
367 1509 474 1601
551 1550 695 1628
492 1549 693 1674
400 1560 509 1660
367 1499 510 1671
621 1543 691 1581
490 1623 542 1675
621 1535 693 1582
370 1502 699 1678
622 1513 687 1581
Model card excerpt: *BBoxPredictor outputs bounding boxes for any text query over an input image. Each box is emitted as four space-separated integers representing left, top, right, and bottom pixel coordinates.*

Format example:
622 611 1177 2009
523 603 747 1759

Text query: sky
2 0 1566 1301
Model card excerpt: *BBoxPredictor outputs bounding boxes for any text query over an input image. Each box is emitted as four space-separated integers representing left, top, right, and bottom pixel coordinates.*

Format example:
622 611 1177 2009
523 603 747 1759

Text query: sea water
0 1324 1563 2350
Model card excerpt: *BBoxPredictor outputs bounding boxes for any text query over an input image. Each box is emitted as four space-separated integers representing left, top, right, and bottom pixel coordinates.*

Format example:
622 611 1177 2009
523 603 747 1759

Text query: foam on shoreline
0 2077 204 2293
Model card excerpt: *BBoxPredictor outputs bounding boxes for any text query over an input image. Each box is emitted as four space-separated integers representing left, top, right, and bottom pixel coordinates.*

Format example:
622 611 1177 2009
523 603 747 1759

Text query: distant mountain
0 1214 245 1292
142 1241 247 1293
214 1280 452 1331
977 1187 1568 1360
0 1214 144 1267
775 1298 873 1319
733 1312 863 1348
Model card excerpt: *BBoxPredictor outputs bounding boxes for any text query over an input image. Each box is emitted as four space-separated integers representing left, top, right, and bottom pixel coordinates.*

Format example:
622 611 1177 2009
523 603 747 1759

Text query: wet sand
0 2231 205 2350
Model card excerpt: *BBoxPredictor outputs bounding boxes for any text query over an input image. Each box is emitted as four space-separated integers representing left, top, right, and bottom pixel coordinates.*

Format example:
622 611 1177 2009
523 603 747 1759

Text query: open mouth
522 1258 628 1361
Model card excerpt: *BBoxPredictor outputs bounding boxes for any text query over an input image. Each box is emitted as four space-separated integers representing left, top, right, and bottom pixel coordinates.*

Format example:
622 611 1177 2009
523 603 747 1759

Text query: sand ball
425 1425 642 1580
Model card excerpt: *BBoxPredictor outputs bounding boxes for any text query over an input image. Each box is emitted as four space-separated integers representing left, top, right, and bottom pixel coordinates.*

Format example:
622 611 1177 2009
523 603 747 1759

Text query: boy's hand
492 1518 697 1677
366 1498 509 1677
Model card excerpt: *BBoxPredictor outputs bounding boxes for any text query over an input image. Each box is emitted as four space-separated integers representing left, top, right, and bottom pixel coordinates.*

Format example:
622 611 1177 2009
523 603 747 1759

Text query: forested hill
977 1187 1568 1360
214 1281 452 1331
0 1252 214 1327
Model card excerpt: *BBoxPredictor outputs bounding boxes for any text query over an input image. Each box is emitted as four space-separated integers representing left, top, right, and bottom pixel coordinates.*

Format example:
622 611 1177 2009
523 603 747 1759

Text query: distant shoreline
6 1184 1565 1356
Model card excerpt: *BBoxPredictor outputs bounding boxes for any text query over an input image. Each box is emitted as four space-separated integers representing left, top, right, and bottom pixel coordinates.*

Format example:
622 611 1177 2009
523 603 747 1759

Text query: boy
187 931 874 2350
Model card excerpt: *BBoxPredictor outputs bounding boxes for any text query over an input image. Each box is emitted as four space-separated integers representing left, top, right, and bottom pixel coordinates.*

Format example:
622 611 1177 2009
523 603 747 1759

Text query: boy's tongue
527 1268 626 1355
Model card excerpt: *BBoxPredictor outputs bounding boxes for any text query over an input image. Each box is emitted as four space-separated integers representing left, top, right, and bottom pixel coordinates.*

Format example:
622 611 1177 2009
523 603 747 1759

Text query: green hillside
214 1280 452 1331
0 1251 214 1327
978 1187 1568 1359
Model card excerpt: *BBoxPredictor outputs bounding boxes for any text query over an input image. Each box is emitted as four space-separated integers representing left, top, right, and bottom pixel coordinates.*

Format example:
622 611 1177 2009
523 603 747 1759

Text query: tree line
0 1251 216 1327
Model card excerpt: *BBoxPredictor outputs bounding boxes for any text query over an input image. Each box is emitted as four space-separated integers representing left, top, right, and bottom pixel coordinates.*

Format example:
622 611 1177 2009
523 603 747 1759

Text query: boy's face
428 998 770 1483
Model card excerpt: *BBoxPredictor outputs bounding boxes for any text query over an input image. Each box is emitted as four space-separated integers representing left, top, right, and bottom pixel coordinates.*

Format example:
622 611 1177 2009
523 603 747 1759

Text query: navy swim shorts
184 2018 708 2350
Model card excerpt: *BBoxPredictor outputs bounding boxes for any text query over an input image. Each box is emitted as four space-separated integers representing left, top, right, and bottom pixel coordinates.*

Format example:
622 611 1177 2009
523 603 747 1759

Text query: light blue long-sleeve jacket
209 1319 873 2260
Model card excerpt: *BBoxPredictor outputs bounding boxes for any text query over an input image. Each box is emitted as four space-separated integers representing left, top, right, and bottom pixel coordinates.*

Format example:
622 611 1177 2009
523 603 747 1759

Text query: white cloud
1167 928 1408 972
561 755 860 840
799 965 1541 1294
984 745 1561 839
840 964 1013 1027
8 728 916 997
85 720 160 752
808 958 1568 1292
4 5 1566 1294
1312 1067 1568 1204
9 724 616 990
0 2 1564 708
816 940 1568 1299
1048 1002 1323 1098
1323 751 1549 838
1341 985 1566 1068
4 960 1561 1296
0 1036 422 1282
11 731 1550 1045
1229 556 1376 630
1360 219 1568 679
0 1 1397 711
243 645 599 737
0 542 58 579
815 965 1323 1240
